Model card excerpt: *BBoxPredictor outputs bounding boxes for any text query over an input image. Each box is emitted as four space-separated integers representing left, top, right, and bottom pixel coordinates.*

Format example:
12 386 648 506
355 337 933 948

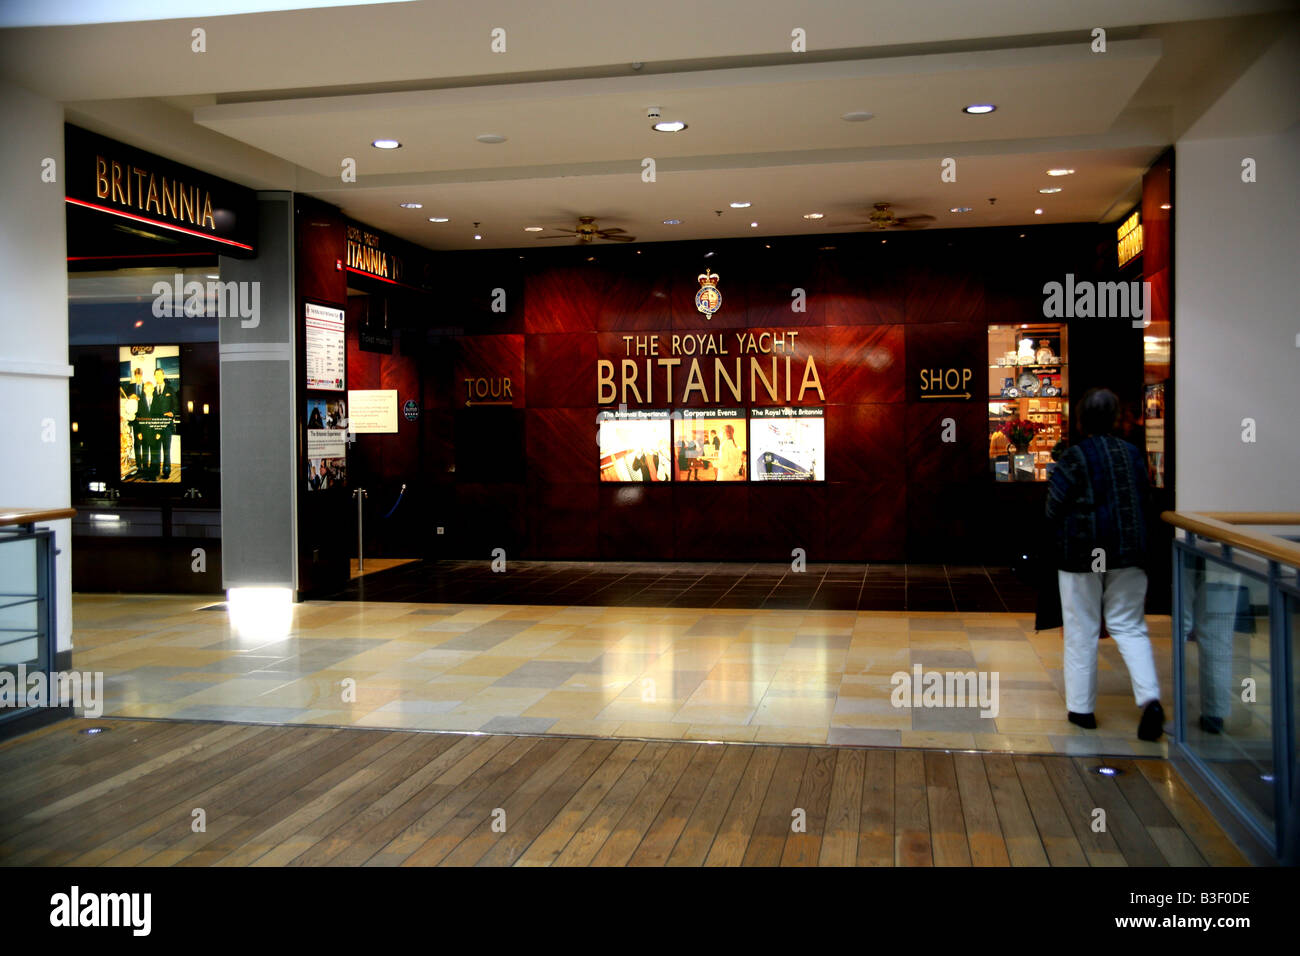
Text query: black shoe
1138 700 1165 741
1199 714 1223 734
1068 711 1097 729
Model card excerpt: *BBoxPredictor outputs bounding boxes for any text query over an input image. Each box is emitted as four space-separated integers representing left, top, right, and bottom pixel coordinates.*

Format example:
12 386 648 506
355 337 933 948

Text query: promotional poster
750 407 825 481
597 409 671 482
673 409 747 481
118 345 180 483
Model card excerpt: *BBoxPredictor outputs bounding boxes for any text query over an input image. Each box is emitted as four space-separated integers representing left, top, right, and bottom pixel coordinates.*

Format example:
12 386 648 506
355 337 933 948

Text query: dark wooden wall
351 223 1125 565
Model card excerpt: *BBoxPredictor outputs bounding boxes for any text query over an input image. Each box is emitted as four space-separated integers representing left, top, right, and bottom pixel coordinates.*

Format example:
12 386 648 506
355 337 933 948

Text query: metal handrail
1162 511 1300 567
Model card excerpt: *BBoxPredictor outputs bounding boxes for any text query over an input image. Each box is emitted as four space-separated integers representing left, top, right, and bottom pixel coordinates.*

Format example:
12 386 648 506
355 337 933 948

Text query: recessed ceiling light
950 206 972 213
476 133 507 144
1034 208 1043 215
962 104 996 114
1047 168 1075 176
802 213 824 220
474 234 482 240
1160 203 1172 210
652 121 687 132
523 226 544 232
1038 187 1062 194
730 201 751 208
371 139 401 149
399 202 423 209
663 219 682 225
841 111 874 122
750 222 758 228
429 217 449 223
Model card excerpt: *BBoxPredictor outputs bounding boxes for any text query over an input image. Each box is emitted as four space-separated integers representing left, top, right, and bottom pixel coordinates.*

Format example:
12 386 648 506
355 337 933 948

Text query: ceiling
3 0 1296 251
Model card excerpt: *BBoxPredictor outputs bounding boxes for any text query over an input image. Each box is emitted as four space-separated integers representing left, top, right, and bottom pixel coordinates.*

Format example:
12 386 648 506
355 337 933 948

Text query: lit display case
988 323 1069 481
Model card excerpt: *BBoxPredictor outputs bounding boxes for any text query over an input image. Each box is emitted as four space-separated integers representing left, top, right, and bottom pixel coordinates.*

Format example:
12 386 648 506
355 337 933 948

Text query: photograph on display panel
749 407 824 481
119 345 180 483
597 409 671 482
673 409 747 481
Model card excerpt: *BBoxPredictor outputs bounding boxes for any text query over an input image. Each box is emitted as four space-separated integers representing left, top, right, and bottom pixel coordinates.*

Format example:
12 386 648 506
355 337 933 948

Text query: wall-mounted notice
306 396 347 458
347 389 398 433
305 302 345 390
750 406 825 481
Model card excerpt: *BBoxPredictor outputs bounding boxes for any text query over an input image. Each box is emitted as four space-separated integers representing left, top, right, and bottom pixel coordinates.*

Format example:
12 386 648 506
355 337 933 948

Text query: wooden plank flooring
0 719 1250 867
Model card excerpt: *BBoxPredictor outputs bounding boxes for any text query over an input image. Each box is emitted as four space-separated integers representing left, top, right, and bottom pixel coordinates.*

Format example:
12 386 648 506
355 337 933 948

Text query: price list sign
305 302 346 391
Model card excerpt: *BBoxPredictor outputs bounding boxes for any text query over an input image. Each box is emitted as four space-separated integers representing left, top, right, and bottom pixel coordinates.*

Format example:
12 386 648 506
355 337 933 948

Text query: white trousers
1058 567 1161 714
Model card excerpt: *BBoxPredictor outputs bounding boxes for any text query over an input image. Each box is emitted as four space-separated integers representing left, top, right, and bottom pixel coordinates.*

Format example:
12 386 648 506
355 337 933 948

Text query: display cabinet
987 323 1069 481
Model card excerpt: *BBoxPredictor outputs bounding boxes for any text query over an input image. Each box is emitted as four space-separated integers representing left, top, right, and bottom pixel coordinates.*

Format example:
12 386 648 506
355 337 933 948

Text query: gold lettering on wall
91 153 218 231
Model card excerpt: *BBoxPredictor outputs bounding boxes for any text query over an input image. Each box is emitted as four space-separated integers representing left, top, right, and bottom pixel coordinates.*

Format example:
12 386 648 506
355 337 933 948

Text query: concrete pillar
0 79 72 653
218 191 298 592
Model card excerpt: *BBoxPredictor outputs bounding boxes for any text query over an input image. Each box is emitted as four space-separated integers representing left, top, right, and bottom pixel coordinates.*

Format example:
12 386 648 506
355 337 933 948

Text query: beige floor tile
614 721 690 739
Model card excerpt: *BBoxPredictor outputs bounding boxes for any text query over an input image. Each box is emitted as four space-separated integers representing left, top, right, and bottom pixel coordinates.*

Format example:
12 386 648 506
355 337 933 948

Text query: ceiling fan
841 202 936 230
535 215 636 243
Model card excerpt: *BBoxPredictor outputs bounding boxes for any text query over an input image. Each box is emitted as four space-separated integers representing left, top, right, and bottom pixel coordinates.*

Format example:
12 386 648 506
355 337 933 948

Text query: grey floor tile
477 715 557 735
827 728 902 747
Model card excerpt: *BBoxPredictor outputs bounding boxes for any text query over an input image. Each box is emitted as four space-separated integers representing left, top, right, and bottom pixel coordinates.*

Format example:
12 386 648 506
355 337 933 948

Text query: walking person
1045 388 1164 740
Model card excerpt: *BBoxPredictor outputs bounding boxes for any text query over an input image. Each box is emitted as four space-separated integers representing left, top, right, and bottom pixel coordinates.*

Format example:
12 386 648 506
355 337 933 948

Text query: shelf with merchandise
987 323 1068 482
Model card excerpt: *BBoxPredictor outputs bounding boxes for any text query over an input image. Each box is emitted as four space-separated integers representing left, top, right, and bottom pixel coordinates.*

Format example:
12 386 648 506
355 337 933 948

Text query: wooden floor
0 719 1247 867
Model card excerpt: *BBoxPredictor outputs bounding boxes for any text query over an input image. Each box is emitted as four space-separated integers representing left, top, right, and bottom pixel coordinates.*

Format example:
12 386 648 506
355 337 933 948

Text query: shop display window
988 323 1068 481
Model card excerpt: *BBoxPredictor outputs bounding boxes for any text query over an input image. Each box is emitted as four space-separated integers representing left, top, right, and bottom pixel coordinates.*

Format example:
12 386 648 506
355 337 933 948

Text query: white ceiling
3 0 1296 251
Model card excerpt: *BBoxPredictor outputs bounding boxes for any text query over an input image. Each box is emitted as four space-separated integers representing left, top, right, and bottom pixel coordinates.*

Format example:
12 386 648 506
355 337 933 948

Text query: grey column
218 191 297 591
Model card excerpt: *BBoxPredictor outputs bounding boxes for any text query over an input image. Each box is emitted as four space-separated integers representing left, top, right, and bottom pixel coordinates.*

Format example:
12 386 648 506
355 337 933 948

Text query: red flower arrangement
999 418 1041 451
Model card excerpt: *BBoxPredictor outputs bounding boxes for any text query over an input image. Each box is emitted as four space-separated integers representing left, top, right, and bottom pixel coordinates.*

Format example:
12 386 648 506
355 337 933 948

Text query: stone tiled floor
324 560 1039 612
67 594 1172 757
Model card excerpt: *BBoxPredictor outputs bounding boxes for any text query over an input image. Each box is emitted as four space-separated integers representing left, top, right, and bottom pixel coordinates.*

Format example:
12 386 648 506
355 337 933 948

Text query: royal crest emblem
695 269 722 318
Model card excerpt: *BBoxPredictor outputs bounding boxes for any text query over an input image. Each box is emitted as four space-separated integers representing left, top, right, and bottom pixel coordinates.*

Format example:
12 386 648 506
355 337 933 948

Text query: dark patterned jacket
1045 435 1149 572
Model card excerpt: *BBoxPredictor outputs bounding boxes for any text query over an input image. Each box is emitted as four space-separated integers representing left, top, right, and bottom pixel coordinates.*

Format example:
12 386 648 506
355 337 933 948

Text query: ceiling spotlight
803 213 824 220
371 139 401 149
476 133 507 144
1034 208 1043 215
1047 168 1075 176
429 217 449 223
523 226 544 232
652 121 687 132
474 234 482 240
841 111 874 122
963 104 996 114
1160 203 1172 210
663 218 682 225
950 206 972 213
750 222 758 228
1038 187 1062 194
730 201 751 208
399 202 423 209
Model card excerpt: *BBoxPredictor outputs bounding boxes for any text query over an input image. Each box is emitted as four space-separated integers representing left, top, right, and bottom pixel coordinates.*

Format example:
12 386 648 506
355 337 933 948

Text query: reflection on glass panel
1179 549 1273 833
1290 593 1299 798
